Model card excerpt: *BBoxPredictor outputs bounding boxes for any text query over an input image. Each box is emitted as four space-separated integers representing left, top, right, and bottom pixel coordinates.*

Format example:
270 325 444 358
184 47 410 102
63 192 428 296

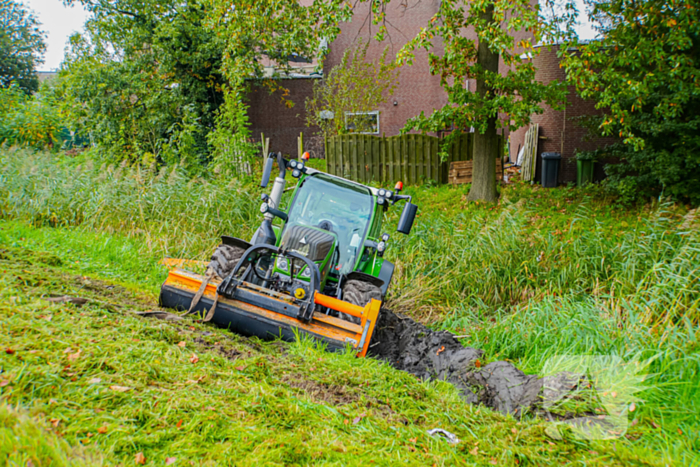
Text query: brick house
248 2 613 184
247 0 451 158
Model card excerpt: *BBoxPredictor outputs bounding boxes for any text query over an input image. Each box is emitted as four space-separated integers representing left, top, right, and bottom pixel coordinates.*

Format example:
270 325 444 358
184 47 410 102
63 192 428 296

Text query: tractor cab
279 173 374 281
252 154 418 302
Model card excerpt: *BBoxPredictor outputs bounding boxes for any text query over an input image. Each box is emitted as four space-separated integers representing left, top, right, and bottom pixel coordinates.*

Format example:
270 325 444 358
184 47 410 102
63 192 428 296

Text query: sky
25 0 89 71
27 0 596 72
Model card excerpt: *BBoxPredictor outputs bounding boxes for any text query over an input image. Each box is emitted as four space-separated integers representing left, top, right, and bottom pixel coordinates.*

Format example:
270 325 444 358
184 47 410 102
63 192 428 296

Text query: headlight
300 266 311 278
290 160 297 168
260 202 269 213
377 241 386 252
277 257 288 272
292 169 301 178
378 189 385 197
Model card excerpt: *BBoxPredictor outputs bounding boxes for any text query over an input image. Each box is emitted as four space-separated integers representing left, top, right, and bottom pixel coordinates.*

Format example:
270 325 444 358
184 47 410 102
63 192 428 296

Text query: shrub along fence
325 133 503 185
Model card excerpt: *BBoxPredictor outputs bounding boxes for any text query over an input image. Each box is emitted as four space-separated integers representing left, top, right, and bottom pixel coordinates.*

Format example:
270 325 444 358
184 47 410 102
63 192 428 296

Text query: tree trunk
467 6 500 203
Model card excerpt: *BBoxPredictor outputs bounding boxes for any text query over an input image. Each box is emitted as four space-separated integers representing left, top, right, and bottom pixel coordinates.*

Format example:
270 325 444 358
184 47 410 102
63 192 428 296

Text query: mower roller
159 152 417 357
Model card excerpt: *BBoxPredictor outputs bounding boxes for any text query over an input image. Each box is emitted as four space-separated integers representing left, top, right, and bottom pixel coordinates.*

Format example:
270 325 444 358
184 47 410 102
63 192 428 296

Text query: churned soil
369 309 573 417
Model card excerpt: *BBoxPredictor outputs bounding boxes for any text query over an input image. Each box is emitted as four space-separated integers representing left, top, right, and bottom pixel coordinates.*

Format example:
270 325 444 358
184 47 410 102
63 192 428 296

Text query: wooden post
261 133 270 157
298 132 303 161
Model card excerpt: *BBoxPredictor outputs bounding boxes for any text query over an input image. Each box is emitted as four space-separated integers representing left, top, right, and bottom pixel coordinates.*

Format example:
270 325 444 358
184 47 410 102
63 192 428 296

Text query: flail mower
159 152 417 357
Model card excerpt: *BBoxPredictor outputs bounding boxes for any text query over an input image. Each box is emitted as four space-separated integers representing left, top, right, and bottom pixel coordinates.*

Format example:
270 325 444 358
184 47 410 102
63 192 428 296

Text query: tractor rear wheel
342 279 382 323
209 244 245 279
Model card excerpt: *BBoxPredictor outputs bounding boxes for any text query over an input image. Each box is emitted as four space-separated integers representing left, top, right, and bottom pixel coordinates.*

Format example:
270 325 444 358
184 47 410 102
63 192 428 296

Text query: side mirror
260 155 274 188
397 202 417 235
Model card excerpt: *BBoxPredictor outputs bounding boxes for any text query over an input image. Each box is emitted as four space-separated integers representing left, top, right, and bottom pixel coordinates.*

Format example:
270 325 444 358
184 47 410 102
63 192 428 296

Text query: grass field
1 148 698 465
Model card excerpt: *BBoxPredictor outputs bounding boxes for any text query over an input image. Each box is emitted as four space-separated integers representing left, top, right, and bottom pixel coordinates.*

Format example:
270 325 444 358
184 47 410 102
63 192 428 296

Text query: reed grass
0 147 259 260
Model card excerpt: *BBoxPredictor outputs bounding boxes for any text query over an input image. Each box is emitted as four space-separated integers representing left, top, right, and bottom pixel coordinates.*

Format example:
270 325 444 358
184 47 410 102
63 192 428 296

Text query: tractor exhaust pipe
254 153 288 246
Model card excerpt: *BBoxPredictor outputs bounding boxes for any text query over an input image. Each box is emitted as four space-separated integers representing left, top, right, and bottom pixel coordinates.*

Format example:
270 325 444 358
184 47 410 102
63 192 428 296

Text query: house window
345 111 379 134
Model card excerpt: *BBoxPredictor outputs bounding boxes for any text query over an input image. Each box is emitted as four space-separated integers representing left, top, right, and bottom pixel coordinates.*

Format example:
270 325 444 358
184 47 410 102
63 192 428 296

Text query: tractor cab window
286 174 373 275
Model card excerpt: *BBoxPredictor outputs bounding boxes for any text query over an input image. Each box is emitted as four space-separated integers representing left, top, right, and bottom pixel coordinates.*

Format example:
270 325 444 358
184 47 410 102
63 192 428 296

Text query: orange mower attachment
159 267 381 357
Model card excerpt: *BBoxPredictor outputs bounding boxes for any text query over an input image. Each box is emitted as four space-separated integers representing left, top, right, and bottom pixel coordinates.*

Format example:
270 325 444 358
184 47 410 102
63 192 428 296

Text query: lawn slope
0 242 667 466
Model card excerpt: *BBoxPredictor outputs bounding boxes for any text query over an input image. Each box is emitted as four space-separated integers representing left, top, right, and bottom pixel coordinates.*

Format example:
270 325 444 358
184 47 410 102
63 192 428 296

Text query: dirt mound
369 309 550 417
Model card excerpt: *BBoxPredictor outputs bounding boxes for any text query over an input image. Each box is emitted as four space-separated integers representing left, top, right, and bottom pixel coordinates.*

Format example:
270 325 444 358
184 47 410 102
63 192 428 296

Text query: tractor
159 152 417 356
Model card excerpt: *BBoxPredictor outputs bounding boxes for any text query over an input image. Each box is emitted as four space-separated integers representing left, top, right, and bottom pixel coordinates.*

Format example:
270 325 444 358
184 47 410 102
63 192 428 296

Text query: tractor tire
209 244 245 279
341 279 382 324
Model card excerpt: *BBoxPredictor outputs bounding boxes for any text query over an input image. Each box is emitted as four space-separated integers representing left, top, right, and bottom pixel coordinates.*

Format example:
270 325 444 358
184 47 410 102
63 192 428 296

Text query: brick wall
246 79 320 158
324 0 448 140
509 46 618 184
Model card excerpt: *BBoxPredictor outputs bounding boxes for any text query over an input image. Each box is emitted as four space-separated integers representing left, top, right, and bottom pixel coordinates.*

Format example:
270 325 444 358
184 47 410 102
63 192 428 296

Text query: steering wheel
317 219 339 233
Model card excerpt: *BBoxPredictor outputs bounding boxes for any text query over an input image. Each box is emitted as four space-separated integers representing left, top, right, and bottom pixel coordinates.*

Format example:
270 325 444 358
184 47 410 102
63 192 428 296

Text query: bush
0 84 61 149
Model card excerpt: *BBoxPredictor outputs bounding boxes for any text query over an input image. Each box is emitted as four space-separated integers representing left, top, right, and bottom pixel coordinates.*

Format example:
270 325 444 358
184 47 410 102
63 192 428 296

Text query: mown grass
1 148 699 464
0 245 667 466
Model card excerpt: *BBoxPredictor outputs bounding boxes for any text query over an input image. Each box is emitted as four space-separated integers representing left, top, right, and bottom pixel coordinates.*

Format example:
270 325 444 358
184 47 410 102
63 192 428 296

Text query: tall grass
2 148 697 326
2 149 697 322
0 148 259 259
390 186 699 325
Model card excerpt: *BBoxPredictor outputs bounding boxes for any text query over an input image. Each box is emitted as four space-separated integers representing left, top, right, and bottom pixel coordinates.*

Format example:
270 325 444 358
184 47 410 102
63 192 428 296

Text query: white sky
24 0 89 71
26 0 596 72
573 0 596 40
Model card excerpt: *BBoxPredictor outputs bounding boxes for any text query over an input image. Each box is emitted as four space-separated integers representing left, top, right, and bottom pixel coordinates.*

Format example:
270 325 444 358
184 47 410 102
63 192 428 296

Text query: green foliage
60 0 227 167
207 87 260 179
0 148 259 259
0 0 46 93
209 0 351 81
305 40 399 136
564 0 700 205
360 0 574 201
0 82 61 148
59 0 356 170
209 0 353 166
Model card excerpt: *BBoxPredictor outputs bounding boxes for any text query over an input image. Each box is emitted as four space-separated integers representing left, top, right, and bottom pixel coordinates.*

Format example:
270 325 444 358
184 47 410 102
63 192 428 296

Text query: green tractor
159 152 417 356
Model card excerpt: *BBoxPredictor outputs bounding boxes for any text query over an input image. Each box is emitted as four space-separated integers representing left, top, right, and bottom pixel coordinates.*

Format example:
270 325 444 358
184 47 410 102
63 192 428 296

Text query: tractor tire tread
342 279 382 323
209 244 245 279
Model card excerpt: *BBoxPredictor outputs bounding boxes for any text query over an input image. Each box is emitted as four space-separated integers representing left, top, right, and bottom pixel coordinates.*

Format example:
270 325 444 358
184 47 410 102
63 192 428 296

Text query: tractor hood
279 224 336 263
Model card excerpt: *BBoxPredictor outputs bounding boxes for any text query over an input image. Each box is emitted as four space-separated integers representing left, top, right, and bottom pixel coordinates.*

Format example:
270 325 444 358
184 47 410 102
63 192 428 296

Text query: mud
369 309 564 417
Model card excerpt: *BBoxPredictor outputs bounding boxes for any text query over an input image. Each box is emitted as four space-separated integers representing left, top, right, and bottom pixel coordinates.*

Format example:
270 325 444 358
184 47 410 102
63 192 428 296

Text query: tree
368 0 573 202
305 40 399 136
61 0 352 171
564 0 700 205
0 82 61 148
61 0 227 167
207 0 351 154
0 0 46 93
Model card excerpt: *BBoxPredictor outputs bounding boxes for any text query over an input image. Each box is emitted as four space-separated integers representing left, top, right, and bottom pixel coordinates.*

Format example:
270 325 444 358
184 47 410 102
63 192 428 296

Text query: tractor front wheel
342 279 382 323
209 244 246 279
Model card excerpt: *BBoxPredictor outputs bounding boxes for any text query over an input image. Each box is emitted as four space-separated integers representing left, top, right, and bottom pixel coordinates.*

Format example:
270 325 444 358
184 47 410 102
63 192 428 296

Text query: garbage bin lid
541 152 561 159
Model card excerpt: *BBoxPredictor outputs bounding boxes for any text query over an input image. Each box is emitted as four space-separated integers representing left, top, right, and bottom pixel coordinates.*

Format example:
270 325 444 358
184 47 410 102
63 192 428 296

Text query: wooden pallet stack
448 158 504 185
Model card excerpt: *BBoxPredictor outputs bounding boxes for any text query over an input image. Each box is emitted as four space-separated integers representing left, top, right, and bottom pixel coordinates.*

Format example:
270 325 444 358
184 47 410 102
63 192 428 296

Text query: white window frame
344 111 380 135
